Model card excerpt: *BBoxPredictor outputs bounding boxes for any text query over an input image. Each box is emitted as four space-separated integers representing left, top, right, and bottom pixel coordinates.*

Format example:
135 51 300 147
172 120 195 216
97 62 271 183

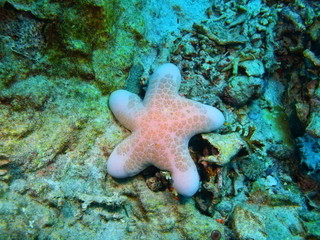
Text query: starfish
107 63 225 196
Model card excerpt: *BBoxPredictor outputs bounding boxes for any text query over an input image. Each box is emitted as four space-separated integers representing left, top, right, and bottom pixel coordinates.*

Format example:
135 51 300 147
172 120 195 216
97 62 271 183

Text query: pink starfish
107 63 225 196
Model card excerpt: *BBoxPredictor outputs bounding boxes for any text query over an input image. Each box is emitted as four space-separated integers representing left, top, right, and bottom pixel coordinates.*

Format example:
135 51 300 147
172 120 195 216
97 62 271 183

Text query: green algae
91 0 148 94
0 75 112 171
1 0 148 94
262 105 294 148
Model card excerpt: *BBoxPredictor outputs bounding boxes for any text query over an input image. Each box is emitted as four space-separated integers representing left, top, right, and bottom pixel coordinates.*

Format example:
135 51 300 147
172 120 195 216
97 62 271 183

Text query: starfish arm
182 100 225 137
109 90 144 131
199 104 225 132
144 63 181 105
169 146 200 197
107 134 150 178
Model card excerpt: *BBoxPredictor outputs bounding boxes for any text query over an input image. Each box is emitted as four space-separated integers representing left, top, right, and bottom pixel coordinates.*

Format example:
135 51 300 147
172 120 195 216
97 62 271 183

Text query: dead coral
240 154 268 181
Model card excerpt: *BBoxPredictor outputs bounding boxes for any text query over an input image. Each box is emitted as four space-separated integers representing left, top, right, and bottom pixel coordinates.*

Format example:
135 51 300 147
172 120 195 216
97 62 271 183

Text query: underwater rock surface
0 0 320 239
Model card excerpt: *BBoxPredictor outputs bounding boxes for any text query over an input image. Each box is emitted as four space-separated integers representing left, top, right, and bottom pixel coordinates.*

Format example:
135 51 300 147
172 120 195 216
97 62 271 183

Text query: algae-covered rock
303 49 320 67
222 75 265 107
301 211 320 239
281 6 306 31
0 158 9 178
0 192 58 239
201 132 249 165
306 112 320 138
239 59 265 77
240 154 268 181
232 203 305 240
0 75 112 172
309 20 320 41
0 0 148 93
297 134 320 174
122 179 227 239
232 204 267 240
207 23 249 45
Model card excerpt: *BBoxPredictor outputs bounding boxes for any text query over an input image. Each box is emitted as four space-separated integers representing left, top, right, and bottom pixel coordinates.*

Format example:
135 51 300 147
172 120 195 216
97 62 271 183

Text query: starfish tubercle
107 63 224 196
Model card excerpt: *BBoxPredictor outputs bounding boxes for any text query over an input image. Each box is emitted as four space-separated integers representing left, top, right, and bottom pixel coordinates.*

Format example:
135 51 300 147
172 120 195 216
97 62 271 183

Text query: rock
246 0 262 17
201 132 249 165
0 169 8 176
222 75 265 106
232 203 305 240
309 20 320 41
232 204 267 240
281 7 306 31
264 175 278 187
0 182 8 195
303 49 320 67
297 134 320 174
239 59 265 77
306 112 320 138
240 154 267 181
208 24 249 45
125 63 144 95
127 180 227 239
9 179 29 194
300 211 320 238
0 158 9 177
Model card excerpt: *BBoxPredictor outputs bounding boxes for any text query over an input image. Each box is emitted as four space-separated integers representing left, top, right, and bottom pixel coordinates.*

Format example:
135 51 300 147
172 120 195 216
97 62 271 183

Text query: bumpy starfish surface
107 63 225 196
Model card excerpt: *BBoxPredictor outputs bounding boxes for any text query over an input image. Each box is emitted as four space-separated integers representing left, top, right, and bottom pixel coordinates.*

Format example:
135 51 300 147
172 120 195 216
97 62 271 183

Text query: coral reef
0 0 320 239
